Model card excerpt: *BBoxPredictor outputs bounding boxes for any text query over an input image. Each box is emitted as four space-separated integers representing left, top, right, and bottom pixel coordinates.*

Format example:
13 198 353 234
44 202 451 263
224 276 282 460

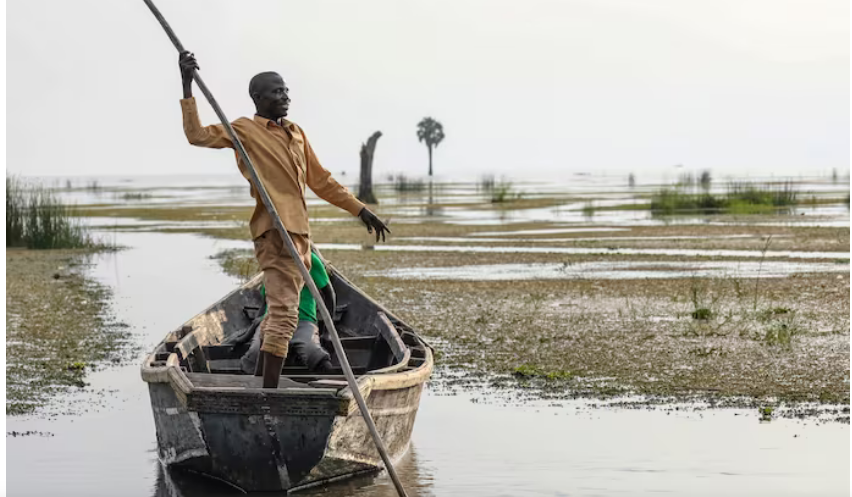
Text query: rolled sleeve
180 98 233 149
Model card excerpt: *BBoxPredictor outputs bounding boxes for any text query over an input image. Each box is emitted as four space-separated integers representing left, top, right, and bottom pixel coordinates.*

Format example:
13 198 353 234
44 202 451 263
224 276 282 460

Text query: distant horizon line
19 169 850 180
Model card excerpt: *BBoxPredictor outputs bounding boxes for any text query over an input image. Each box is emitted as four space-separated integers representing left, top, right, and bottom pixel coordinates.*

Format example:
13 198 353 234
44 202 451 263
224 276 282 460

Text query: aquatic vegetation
478 174 496 192
650 187 725 215
62 179 850 417
512 364 574 381
211 248 258 282
650 181 799 216
727 181 798 207
758 307 792 321
6 250 132 415
490 181 523 203
6 176 97 249
689 276 720 322
761 320 801 347
391 175 426 193
691 308 713 320
76 204 254 223
117 192 152 201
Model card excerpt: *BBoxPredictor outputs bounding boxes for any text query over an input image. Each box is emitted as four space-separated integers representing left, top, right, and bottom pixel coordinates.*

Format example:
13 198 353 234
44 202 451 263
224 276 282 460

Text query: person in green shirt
290 251 335 372
244 252 335 374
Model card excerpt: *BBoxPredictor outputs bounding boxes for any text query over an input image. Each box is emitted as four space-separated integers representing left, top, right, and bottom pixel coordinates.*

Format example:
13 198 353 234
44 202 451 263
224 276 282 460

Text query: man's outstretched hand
358 208 391 243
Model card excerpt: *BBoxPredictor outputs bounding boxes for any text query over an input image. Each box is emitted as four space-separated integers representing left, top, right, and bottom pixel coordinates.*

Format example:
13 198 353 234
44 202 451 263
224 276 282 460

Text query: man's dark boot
315 358 334 374
261 351 285 389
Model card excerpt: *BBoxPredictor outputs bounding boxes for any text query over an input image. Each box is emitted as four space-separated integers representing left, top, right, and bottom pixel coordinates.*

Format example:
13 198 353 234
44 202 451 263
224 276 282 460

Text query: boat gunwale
140 267 433 401
141 343 433 400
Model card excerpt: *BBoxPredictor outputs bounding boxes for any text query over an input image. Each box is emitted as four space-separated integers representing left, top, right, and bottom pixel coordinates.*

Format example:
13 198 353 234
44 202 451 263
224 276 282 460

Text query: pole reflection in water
153 446 434 497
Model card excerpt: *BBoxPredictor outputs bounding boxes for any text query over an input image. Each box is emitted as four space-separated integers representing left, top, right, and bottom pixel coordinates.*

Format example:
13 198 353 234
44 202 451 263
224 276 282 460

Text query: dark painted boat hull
142 270 433 492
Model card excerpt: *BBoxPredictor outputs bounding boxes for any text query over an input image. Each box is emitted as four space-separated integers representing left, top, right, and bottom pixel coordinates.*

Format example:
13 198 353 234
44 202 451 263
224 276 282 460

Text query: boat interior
145 270 431 391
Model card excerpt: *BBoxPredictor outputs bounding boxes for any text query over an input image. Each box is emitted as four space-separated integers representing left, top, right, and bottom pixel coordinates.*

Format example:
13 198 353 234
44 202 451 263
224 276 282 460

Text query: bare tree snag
358 131 382 205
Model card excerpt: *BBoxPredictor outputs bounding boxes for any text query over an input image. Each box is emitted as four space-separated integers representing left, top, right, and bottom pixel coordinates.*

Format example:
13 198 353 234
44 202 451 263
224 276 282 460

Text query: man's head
249 72 290 120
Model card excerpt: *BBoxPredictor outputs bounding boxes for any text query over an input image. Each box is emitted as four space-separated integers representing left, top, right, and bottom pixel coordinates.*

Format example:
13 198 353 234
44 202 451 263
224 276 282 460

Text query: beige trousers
253 229 311 358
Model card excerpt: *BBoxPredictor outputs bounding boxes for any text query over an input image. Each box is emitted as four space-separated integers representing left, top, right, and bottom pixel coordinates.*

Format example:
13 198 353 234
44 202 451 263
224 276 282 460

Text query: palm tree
416 117 445 177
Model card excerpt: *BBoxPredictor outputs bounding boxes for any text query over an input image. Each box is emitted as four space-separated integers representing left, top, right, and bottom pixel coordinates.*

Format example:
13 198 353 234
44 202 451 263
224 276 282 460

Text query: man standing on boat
178 51 390 388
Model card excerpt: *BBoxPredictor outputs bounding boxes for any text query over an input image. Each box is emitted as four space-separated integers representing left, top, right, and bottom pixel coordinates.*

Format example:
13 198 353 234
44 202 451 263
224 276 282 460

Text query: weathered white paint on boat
141 268 433 492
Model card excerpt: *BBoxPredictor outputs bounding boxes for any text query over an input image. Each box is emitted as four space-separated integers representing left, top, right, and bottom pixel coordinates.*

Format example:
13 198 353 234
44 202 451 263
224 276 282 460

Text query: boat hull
143 269 433 492
147 368 429 492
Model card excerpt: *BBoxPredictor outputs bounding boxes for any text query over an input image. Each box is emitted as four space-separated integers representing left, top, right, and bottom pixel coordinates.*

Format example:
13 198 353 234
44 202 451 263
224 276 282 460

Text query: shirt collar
254 114 296 131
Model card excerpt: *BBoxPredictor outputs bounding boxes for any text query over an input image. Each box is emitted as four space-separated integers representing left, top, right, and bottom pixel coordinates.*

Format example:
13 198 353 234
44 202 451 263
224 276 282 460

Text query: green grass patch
490 181 523 203
590 202 652 212
512 364 574 380
762 321 799 347
650 181 799 216
7 177 98 249
75 204 253 223
691 308 713 320
6 250 132 415
758 307 792 322
211 249 259 282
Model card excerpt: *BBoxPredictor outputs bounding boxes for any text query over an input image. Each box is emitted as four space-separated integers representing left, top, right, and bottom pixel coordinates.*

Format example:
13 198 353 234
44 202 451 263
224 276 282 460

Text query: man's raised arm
178 51 233 149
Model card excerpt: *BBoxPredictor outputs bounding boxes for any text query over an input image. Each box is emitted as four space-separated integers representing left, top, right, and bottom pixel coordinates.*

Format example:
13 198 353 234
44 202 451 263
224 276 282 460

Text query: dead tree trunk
358 131 382 204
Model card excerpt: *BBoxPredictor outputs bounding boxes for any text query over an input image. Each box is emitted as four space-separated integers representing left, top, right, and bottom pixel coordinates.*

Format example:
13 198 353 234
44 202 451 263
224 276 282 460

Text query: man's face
253 74 290 119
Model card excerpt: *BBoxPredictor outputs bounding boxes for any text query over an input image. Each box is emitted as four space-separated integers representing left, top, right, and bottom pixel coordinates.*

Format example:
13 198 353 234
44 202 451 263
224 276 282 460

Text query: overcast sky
6 0 849 181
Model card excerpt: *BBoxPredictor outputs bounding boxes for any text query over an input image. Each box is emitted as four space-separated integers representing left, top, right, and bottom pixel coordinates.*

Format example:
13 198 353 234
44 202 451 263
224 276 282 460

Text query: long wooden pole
141 2 409 495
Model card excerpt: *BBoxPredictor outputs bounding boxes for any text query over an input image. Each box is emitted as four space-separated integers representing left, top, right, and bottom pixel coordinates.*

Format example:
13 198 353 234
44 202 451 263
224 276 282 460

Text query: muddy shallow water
370 260 850 281
314 242 850 260
5 230 850 497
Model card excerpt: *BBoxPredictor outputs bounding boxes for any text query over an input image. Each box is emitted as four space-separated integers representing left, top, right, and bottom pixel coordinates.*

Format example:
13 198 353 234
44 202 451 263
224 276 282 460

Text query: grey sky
6 0 849 180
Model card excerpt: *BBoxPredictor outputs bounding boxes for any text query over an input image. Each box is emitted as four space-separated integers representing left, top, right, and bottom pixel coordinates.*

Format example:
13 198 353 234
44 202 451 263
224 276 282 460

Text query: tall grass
727 181 797 207
650 188 724 215
478 174 496 192
650 180 798 216
6 178 25 246
6 177 95 249
391 175 425 193
490 180 522 203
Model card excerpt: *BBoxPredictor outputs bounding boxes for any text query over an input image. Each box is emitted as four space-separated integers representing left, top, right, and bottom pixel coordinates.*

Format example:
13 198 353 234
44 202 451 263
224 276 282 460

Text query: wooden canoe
140 263 434 492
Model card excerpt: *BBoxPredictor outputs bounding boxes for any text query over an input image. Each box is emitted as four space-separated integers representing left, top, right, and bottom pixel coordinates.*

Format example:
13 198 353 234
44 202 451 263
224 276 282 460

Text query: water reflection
423 180 442 219
153 446 435 497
